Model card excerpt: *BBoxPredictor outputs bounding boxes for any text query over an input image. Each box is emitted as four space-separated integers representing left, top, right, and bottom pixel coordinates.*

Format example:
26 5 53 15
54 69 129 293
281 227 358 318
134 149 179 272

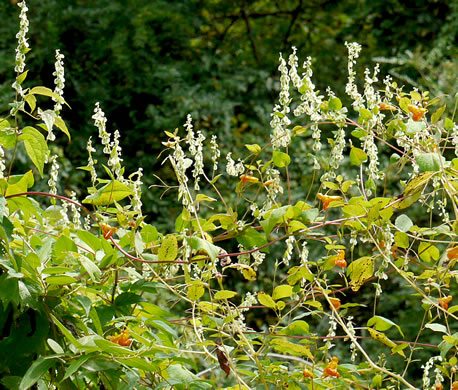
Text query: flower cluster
70 191 81 230
86 137 98 187
184 115 205 190
108 130 124 181
210 135 220 172
0 146 6 179
130 168 143 216
422 355 443 389
226 153 244 177
168 137 194 212
345 41 364 110
270 53 291 149
52 49 65 114
92 103 111 154
48 155 59 196
15 1 29 75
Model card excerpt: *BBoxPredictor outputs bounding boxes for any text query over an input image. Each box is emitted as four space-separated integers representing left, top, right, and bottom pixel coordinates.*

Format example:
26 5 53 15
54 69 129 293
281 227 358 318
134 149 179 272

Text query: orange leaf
108 329 132 347
329 297 341 310
240 174 259 185
408 104 427 121
322 357 340 378
438 296 452 310
447 246 458 261
101 224 118 240
303 368 314 378
334 250 347 267
379 102 396 111
317 193 343 211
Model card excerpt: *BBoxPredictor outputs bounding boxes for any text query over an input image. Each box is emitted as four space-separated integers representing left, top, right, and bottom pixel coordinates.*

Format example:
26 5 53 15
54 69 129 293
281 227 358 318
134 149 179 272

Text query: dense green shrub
0 2 457 389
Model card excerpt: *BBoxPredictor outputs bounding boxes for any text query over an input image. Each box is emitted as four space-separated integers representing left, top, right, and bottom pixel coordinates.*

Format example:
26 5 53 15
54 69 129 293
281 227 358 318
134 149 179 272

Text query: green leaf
82 180 134 205
399 97 411 112
405 119 426 135
425 323 448 333
77 230 102 252
410 91 422 102
94 338 135 355
347 257 375 292
292 125 307 135
188 236 220 261
237 227 268 253
5 171 34 196
328 97 342 111
394 231 409 249
141 224 158 243
272 150 291 168
323 181 339 190
16 70 28 85
62 356 91 380
245 144 261 154
19 126 48 177
25 94 36 112
195 194 217 203
431 105 446 124
444 118 454 130
47 338 64 354
79 255 102 281
50 314 83 348
418 242 440 262
272 285 293 301
359 108 372 121
214 290 237 300
46 275 77 285
271 338 313 359
287 266 313 285
367 315 404 337
395 214 413 232
416 153 442 172
54 116 71 140
19 357 56 390
350 146 368 166
257 292 276 309
28 86 69 106
278 320 310 336
158 235 178 262
54 235 78 257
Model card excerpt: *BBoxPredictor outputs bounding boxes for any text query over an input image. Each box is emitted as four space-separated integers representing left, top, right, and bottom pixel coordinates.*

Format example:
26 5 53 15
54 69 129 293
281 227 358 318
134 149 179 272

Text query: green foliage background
0 1 457 389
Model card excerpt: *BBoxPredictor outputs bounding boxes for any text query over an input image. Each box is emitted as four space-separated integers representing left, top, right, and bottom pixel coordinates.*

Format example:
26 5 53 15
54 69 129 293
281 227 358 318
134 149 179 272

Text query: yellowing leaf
257 292 276 309
158 235 178 262
272 285 293 301
187 281 205 301
214 290 238 300
368 328 405 357
418 242 440 263
347 257 375 292
271 338 313 359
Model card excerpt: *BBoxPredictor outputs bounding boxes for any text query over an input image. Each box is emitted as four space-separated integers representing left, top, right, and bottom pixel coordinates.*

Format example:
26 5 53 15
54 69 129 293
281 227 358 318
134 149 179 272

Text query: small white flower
226 153 244 177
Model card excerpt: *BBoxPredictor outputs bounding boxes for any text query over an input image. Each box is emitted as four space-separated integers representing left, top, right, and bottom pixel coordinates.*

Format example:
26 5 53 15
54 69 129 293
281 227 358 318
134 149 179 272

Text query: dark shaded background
0 1 455 222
